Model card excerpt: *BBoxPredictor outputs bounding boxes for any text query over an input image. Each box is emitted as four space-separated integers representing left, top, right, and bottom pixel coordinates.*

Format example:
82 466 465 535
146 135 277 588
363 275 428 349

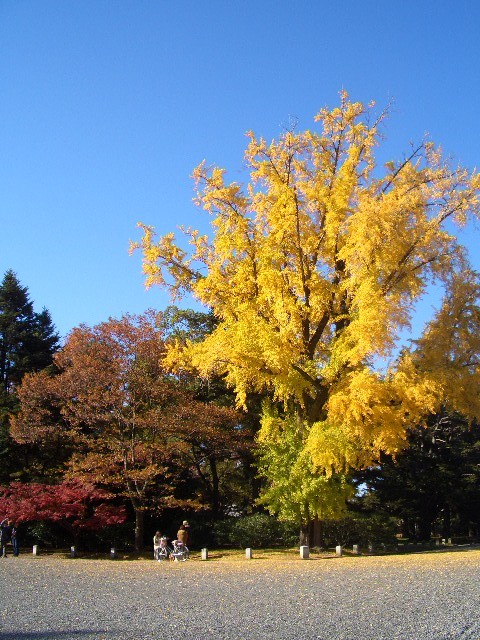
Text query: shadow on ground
0 633 113 640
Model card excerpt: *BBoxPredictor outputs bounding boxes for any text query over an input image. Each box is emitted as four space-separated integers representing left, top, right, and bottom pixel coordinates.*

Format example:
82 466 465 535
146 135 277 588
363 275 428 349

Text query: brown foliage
11 311 251 517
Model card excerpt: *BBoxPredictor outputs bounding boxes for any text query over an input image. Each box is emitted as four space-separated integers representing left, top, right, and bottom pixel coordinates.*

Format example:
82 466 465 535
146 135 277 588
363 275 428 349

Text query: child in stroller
170 539 189 562
153 532 171 561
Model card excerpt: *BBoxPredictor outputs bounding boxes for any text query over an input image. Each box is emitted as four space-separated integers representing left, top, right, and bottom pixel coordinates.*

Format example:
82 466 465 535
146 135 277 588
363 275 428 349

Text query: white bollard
33 545 39 556
110 547 117 559
70 546 76 558
352 544 360 555
336 545 343 556
300 545 309 559
201 548 208 560
245 547 253 559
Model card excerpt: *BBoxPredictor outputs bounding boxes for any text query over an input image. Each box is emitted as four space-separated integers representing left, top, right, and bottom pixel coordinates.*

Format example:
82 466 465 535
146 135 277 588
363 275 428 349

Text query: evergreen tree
355 412 480 540
0 270 59 482
0 270 58 393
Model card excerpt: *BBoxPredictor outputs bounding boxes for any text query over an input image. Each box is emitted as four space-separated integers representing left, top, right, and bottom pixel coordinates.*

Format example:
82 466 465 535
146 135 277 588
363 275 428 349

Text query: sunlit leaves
0 481 126 532
133 92 480 522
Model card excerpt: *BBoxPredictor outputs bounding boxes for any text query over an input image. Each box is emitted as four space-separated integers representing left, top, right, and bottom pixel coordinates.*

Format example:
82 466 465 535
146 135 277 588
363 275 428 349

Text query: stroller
170 539 189 562
155 536 172 561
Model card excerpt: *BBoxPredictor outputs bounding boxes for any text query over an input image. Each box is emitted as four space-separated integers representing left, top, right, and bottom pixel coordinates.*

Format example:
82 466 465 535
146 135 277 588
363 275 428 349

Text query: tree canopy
132 93 480 528
355 412 480 541
11 310 248 549
0 269 59 395
0 270 59 484
0 481 126 541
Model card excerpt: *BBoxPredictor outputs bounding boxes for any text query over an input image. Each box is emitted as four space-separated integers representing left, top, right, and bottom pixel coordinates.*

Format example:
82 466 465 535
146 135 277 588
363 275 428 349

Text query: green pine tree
355 412 480 540
0 270 59 481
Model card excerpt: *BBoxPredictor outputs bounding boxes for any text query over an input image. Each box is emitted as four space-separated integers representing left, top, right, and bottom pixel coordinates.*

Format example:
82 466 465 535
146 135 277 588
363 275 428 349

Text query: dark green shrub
211 518 235 547
321 514 397 548
23 521 69 548
229 513 279 547
93 520 135 551
213 514 298 548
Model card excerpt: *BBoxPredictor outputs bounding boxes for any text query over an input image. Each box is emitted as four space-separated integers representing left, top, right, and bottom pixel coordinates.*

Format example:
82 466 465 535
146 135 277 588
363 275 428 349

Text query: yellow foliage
133 91 480 477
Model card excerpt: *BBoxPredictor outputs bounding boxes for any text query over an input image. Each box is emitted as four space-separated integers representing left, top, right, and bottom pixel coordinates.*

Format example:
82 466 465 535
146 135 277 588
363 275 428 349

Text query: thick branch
307 312 330 358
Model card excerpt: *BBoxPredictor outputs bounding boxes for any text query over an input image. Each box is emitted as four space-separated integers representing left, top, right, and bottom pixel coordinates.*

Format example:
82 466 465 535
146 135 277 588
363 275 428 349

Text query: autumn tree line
3 93 480 552
0 274 258 551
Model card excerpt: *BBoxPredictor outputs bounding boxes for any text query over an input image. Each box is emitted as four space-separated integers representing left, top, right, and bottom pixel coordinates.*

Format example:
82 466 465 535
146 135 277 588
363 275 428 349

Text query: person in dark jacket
0 518 12 557
11 522 19 557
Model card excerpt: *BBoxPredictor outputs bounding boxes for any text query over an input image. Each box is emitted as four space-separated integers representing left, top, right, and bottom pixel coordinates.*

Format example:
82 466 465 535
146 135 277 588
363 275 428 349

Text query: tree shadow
0 632 113 640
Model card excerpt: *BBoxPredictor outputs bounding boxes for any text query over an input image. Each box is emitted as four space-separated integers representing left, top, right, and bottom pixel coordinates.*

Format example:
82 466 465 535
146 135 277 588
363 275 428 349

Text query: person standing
153 531 163 560
0 518 12 557
11 522 19 557
177 520 190 546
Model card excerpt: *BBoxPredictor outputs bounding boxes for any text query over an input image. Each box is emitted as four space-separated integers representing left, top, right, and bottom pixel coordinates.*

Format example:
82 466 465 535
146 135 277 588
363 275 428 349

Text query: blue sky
1 1 479 340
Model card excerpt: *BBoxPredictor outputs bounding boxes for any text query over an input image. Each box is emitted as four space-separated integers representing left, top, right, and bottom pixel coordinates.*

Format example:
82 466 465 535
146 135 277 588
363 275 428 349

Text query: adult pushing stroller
170 539 189 562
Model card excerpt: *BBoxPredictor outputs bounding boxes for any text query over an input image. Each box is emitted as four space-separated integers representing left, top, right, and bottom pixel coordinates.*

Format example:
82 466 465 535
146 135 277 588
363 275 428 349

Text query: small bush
321 514 398 548
23 521 69 548
197 513 398 550
213 514 298 548
93 520 135 551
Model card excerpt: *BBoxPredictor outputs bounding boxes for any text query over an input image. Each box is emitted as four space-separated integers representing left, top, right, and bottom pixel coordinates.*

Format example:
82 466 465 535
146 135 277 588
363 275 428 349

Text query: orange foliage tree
11 311 245 550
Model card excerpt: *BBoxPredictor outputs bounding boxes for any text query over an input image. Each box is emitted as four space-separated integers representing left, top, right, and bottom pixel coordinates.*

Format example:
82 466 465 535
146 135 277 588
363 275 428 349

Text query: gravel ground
0 548 479 640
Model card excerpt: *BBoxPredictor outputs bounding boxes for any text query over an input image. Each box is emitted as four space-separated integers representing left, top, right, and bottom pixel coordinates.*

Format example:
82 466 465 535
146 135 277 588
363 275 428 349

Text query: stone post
335 545 343 556
201 548 208 560
300 545 309 559
70 546 76 558
110 547 117 559
245 547 252 559
352 544 359 555
32 545 39 556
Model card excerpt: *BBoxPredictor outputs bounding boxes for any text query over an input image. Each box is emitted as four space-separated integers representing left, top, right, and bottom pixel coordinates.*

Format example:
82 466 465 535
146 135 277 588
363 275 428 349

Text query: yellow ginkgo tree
132 92 480 542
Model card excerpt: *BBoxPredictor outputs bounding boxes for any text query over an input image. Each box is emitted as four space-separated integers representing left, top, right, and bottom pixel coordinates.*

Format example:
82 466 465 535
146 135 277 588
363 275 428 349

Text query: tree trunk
442 505 451 540
299 517 323 548
299 523 310 546
400 518 413 539
243 452 261 505
72 529 81 550
209 455 220 517
134 508 144 553
311 516 323 549
417 515 433 541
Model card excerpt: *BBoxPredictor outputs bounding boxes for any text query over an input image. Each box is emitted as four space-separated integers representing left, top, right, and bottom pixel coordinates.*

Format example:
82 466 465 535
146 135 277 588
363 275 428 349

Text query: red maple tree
0 481 126 545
